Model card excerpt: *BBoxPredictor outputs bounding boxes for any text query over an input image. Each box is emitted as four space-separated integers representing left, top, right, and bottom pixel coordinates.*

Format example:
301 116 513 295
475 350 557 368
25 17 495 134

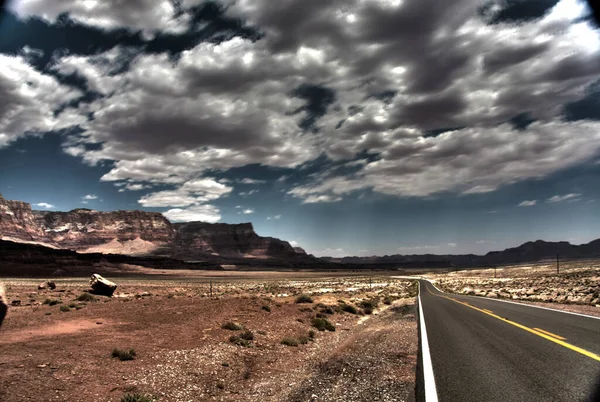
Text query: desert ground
0 272 418 402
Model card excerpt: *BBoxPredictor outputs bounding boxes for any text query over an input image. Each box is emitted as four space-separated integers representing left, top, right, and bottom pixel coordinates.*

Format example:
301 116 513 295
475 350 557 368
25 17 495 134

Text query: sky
1 0 600 257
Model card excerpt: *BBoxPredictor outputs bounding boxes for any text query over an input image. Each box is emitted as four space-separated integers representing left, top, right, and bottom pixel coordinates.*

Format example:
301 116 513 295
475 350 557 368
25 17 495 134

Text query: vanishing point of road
415 279 600 402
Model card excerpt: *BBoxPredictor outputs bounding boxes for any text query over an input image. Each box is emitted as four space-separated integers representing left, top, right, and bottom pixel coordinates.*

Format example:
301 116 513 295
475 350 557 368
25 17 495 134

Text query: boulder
89 274 117 296
38 281 56 290
0 283 7 328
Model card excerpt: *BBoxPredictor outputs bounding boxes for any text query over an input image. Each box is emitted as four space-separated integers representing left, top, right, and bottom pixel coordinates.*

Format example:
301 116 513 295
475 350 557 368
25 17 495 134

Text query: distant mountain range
323 239 600 267
1 193 600 275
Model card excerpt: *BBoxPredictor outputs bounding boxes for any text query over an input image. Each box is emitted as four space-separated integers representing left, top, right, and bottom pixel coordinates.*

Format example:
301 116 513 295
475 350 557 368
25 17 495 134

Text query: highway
416 279 600 402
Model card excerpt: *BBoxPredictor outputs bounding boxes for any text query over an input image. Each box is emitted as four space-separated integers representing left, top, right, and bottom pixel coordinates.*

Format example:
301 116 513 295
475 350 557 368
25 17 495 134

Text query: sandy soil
0 275 417 402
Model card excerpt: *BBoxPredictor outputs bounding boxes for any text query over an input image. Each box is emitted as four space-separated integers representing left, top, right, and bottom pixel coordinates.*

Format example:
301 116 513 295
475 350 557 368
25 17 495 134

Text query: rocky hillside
0 193 311 263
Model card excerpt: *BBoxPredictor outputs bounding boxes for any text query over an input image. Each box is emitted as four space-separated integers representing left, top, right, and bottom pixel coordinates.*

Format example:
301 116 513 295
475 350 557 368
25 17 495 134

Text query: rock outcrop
172 222 299 260
0 193 47 242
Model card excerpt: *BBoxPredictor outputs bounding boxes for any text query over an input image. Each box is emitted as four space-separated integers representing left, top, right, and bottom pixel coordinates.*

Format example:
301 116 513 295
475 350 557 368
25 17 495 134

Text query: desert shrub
222 362 229 367
391 304 414 316
383 296 393 305
295 294 313 304
112 348 136 361
298 336 310 345
261 305 271 312
43 298 60 306
312 317 335 332
308 330 316 338
68 302 77 308
299 307 313 312
221 321 243 331
281 337 299 347
59 305 71 312
121 394 153 402
77 293 97 302
319 305 335 315
216 382 225 390
408 281 419 297
359 299 378 310
340 304 358 314
229 335 251 347
240 330 254 341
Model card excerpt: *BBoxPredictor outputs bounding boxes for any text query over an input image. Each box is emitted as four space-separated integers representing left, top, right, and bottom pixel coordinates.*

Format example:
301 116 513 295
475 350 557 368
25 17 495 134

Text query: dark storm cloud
100 110 275 154
540 52 600 82
230 0 345 53
483 42 550 74
481 0 560 24
392 90 468 130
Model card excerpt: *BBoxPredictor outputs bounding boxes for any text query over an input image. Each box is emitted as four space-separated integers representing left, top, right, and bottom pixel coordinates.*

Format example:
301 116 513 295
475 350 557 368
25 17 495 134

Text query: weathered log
89 274 117 296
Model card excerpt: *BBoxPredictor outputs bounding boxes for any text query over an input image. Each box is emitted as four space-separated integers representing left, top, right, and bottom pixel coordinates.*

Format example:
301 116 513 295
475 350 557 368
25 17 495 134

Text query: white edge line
418 281 439 402
419 278 600 321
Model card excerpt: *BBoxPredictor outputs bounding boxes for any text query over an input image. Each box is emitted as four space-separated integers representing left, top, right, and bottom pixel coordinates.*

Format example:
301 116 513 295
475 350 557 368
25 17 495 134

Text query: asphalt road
416 279 600 402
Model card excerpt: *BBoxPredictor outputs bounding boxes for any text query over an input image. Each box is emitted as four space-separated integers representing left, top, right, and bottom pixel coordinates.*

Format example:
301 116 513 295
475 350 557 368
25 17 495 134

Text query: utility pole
556 254 559 274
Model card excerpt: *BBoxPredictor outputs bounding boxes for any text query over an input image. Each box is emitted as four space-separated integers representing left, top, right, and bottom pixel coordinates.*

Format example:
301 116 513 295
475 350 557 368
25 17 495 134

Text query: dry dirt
0 274 417 402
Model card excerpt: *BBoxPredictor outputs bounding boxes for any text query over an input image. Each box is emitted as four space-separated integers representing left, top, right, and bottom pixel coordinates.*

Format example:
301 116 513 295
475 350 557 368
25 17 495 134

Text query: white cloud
235 205 242 208
5 0 599 208
35 202 54 209
518 200 537 207
547 193 581 203
9 0 190 38
242 209 255 214
447 243 457 248
163 205 221 223
290 240 299 246
266 214 282 220
138 178 232 210
82 194 98 200
0 53 84 148
240 178 267 184
239 189 260 197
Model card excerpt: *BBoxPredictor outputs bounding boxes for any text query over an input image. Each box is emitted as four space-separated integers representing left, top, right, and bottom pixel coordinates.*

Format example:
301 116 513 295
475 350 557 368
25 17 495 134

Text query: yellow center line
482 309 494 314
437 294 600 362
533 328 567 341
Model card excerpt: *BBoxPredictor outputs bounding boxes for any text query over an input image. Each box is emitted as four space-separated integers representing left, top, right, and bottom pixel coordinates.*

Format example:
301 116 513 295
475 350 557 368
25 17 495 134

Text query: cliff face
33 209 174 251
0 193 47 241
172 222 298 259
0 194 309 263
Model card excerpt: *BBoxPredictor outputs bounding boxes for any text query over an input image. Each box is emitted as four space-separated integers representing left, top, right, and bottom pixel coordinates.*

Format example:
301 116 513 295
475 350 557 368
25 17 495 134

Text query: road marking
418 281 439 402
483 309 494 314
533 327 566 340
440 294 600 362
415 278 600 321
